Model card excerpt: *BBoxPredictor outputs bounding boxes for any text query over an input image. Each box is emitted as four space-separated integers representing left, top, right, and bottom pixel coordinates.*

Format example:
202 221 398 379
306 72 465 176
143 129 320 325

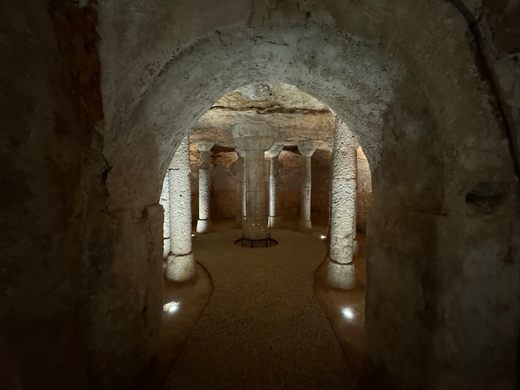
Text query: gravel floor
163 229 355 390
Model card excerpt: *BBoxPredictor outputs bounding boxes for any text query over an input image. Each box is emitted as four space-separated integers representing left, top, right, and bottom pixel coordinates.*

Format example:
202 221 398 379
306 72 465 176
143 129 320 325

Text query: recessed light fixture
163 301 180 314
342 307 355 320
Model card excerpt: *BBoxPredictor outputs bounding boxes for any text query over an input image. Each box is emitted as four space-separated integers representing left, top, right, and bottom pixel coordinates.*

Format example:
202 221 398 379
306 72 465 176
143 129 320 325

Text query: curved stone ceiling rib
104 24 404 206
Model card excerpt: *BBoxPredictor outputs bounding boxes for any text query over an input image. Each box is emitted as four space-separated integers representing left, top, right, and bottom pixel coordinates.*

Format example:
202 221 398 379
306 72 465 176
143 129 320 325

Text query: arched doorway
91 20 518 390
3 2 519 389
152 83 369 388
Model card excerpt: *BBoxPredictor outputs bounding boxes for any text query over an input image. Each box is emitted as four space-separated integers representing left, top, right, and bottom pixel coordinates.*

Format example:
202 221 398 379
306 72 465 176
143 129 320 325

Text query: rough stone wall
1 2 165 389
0 1 98 388
365 83 446 388
2 1 519 389
479 0 520 172
365 74 519 389
84 206 163 388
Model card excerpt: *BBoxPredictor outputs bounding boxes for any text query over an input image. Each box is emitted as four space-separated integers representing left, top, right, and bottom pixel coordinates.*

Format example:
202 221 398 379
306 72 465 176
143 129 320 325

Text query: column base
268 215 281 228
196 219 211 233
166 253 196 282
326 259 356 290
298 220 312 231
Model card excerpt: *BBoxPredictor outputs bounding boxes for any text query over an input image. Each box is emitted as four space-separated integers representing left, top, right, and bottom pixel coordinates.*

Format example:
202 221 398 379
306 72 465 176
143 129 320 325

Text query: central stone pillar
167 137 196 282
297 141 318 231
196 140 214 233
232 122 277 241
327 119 357 289
266 144 283 228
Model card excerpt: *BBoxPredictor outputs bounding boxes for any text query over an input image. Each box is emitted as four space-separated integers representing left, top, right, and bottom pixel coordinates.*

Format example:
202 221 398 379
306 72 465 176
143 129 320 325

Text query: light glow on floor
320 234 327 240
341 307 355 320
163 301 180 314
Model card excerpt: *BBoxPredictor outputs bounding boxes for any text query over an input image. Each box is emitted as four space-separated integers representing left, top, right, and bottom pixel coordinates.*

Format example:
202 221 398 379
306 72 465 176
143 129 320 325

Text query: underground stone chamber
2 2 519 389
150 83 368 388
180 84 346 250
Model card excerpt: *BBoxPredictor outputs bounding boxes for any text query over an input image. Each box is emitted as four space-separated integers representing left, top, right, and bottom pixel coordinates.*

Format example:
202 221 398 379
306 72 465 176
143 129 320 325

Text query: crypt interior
1 1 519 390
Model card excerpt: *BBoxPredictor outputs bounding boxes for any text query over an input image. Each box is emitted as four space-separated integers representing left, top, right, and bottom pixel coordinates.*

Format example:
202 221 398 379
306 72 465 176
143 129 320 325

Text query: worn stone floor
162 229 358 390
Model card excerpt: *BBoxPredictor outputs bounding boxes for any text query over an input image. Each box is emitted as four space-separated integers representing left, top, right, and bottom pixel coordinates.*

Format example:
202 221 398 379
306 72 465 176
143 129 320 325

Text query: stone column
235 149 247 228
196 140 214 233
160 175 170 257
232 122 277 240
327 119 357 289
353 147 358 252
297 141 318 231
167 137 195 281
324 140 334 239
266 144 283 228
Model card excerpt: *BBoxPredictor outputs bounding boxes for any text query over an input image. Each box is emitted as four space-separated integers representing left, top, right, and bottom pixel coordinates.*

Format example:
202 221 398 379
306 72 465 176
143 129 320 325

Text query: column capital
197 140 214 152
232 121 277 151
235 149 246 158
265 144 284 158
297 140 318 157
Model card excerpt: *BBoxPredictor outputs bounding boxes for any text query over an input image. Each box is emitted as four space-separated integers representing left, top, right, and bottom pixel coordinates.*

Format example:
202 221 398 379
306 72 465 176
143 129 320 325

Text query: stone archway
91 19 518 390
3 1 519 389
104 24 402 209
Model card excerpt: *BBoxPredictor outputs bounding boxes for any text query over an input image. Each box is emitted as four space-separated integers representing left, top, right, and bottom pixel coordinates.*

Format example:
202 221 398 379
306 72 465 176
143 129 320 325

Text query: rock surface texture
1 1 519 389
